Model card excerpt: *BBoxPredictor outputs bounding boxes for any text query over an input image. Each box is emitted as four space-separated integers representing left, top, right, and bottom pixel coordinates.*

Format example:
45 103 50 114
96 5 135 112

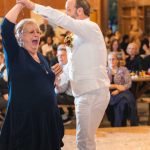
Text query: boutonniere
64 33 74 48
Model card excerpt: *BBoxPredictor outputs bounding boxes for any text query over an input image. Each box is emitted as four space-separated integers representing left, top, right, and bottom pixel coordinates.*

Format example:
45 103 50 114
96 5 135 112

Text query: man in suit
17 0 110 149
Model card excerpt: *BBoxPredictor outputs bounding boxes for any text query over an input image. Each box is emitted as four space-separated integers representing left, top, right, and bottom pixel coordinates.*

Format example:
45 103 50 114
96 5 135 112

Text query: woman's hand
111 90 119 96
16 0 35 10
17 3 25 9
110 84 126 95
3 94 8 101
51 63 63 77
116 85 126 92
109 84 117 90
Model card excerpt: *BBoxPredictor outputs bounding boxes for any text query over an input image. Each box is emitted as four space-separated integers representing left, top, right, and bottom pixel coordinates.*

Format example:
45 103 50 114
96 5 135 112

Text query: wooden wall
0 0 4 17
118 0 150 35
0 0 108 33
0 0 66 19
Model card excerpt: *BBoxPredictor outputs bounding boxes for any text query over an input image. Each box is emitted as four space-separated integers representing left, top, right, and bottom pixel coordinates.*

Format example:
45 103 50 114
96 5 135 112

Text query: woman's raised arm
5 3 24 23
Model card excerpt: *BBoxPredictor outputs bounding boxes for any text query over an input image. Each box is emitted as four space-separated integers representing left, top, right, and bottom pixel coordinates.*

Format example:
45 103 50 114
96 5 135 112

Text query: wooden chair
0 110 5 128
141 97 150 125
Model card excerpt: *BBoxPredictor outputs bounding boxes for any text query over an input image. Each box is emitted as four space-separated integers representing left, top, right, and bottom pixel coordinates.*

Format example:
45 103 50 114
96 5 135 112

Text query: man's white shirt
34 4 110 96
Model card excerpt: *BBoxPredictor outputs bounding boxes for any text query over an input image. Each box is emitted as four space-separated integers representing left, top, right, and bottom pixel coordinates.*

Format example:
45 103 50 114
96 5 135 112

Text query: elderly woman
0 4 63 150
125 42 143 72
106 52 138 127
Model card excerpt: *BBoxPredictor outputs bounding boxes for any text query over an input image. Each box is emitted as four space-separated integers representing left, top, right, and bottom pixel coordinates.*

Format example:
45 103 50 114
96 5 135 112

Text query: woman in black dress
125 42 143 72
0 3 64 150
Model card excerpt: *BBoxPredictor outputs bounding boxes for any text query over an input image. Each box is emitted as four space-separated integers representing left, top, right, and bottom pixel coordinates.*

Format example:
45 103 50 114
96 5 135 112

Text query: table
131 76 150 98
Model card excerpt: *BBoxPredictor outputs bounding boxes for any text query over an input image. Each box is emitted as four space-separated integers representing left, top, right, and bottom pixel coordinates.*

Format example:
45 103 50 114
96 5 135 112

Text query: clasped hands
110 84 125 96
16 0 63 82
16 0 35 10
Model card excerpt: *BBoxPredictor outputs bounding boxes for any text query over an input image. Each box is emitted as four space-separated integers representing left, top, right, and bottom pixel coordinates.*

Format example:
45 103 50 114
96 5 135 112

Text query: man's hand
51 63 63 77
16 0 35 10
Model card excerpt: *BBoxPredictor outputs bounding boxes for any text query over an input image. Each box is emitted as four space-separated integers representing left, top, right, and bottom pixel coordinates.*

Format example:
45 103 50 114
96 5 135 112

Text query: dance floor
62 126 150 150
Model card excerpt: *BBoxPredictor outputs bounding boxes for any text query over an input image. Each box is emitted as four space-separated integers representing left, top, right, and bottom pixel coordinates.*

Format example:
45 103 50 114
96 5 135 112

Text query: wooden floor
63 126 150 150
61 99 150 149
65 126 150 136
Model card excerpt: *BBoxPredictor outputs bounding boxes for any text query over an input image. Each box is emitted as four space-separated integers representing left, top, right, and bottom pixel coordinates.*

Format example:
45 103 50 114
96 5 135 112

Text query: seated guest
0 53 8 110
109 39 126 66
125 42 143 72
41 36 53 57
45 44 58 68
139 38 150 56
140 39 150 71
49 44 59 67
143 55 150 72
39 18 55 42
126 42 144 97
120 34 129 55
106 52 138 127
55 44 74 125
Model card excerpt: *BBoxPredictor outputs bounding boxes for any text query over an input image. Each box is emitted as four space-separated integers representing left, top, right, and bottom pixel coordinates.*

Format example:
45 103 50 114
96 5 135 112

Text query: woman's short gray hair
108 51 119 60
57 44 66 52
126 42 139 55
15 19 38 46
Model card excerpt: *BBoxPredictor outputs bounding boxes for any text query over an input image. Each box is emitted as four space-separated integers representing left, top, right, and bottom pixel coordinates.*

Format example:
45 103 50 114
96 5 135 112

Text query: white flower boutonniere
64 33 74 48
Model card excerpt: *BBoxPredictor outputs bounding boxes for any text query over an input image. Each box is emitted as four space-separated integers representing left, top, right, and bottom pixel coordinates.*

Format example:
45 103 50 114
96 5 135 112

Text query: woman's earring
19 38 24 47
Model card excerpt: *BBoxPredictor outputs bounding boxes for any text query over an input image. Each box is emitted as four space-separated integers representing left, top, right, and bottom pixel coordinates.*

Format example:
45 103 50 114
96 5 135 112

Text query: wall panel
118 0 150 34
0 0 4 16
1 0 66 17
0 0 108 31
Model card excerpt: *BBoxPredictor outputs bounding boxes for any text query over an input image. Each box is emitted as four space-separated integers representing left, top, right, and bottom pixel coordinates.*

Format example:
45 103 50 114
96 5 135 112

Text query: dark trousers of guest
106 101 128 127
106 90 138 127
56 93 74 118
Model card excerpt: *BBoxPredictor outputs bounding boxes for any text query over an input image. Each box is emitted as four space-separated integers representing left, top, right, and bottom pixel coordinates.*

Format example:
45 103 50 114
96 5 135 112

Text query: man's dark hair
75 0 91 17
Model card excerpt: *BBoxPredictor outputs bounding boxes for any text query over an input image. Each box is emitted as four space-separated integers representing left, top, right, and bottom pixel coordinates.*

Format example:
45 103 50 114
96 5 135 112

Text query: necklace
40 62 49 74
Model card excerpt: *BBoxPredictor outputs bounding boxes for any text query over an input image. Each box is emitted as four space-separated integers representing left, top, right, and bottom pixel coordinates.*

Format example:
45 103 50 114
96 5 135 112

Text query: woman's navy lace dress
0 18 64 150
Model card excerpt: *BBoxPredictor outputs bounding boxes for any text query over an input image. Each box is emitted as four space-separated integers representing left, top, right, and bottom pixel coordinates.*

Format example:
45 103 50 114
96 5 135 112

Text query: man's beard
71 10 78 19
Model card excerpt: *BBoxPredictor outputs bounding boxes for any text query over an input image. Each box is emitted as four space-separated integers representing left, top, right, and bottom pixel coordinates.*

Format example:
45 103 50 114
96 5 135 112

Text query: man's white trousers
75 88 110 150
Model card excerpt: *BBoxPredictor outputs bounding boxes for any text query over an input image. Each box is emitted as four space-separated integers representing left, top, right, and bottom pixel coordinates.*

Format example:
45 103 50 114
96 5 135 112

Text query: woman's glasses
21 30 41 36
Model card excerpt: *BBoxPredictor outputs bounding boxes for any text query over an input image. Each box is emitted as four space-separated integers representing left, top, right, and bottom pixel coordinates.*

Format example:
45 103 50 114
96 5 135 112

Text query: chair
0 110 5 128
141 97 150 125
